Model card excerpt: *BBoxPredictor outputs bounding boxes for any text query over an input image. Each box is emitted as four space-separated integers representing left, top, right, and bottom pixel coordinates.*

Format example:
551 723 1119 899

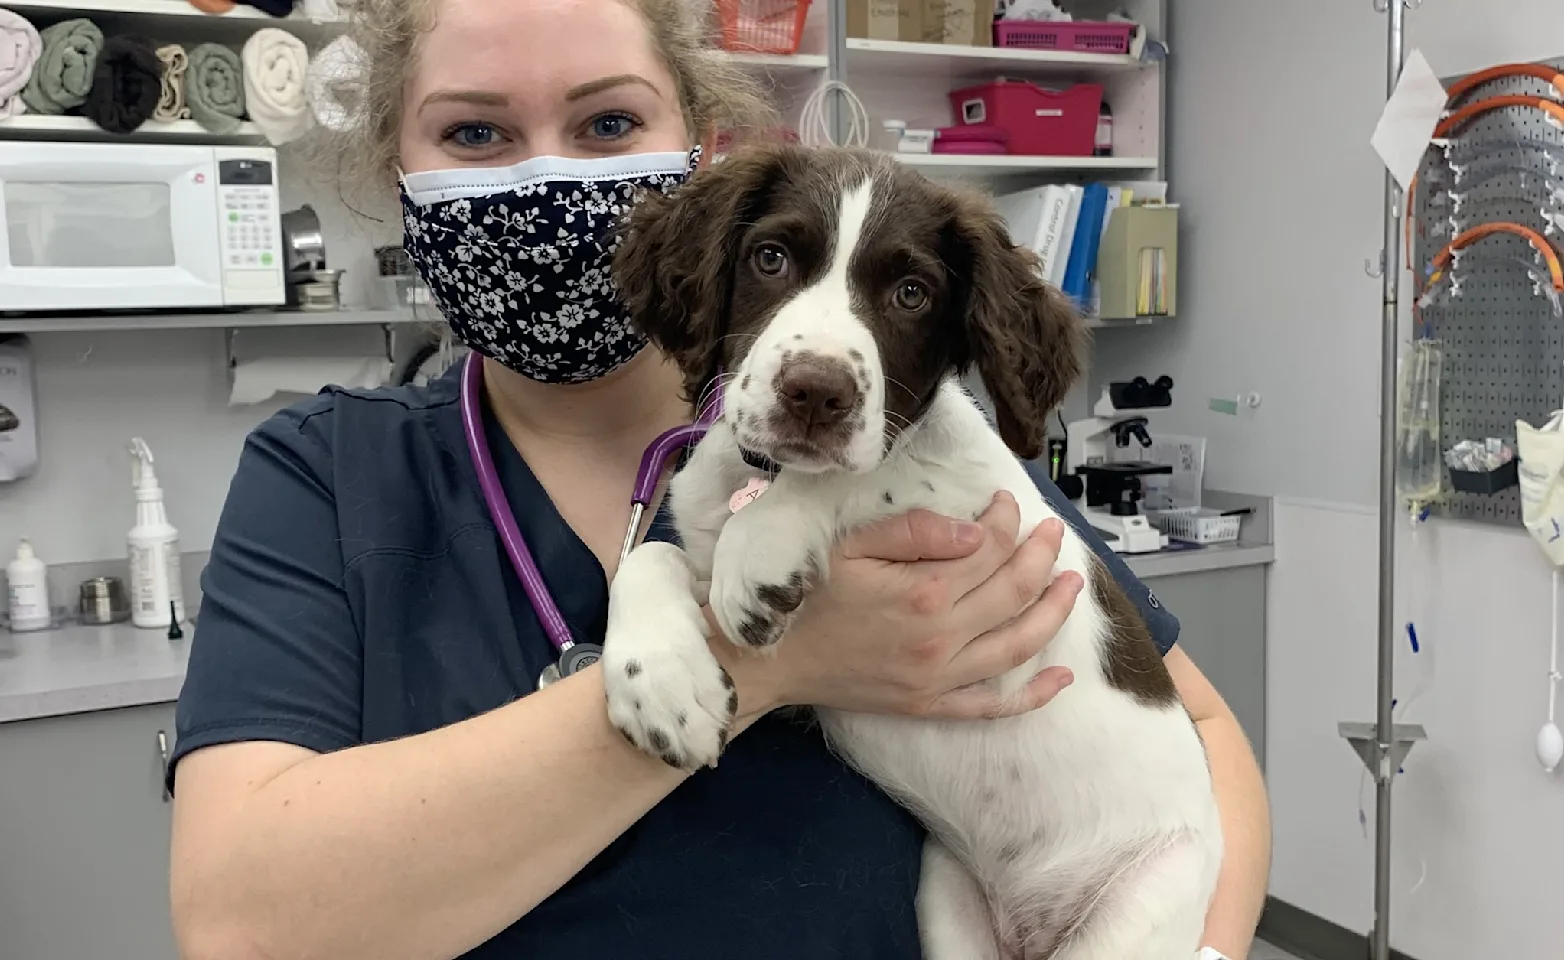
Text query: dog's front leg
708 482 833 649
918 838 1003 960
603 541 737 770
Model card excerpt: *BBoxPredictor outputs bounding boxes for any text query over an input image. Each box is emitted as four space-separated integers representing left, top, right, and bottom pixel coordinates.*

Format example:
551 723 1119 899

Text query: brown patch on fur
611 143 1087 456
611 144 834 404
1089 558 1178 707
940 189 1086 460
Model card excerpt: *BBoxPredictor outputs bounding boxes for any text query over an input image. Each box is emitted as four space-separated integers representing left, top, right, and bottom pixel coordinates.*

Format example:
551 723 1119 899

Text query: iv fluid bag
1396 339 1444 504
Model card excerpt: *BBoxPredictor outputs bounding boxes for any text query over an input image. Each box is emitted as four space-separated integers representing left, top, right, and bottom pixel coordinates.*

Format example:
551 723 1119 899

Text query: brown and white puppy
603 143 1221 960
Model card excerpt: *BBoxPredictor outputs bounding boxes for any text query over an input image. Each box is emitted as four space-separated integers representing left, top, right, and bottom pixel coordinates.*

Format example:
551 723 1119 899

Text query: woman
167 1 1271 958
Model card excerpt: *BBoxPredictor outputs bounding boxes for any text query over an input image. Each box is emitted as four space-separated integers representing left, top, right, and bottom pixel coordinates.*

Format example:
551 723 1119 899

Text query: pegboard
1411 58 1564 526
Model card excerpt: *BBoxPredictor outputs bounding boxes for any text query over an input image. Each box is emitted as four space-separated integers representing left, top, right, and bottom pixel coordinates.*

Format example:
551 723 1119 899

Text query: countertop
0 621 190 724
2 494 1276 725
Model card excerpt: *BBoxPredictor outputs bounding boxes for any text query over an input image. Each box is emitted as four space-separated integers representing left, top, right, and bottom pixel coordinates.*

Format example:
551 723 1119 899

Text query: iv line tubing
1551 570 1560 726
1372 2 1407 958
1405 97 1564 269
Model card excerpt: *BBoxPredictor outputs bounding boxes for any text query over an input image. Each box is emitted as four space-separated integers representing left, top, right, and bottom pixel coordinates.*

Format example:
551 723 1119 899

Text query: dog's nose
776 358 858 428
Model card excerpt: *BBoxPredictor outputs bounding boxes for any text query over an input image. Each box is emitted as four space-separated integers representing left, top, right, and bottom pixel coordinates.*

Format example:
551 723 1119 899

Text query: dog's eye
754 244 789 278
893 281 929 312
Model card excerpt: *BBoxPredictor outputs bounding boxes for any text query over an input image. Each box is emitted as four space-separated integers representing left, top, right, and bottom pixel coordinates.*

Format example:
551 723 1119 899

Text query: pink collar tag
729 476 770 513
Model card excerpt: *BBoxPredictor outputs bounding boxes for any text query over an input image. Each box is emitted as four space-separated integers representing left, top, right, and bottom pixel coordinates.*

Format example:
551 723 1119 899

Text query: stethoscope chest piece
537 642 605 689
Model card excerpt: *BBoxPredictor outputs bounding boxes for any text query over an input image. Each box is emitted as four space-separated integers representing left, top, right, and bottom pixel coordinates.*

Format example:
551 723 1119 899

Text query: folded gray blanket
20 17 100 115
187 42 245 133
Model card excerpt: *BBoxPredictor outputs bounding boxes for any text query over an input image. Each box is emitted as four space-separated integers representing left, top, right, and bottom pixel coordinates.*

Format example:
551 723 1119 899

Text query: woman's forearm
1197 713 1272 959
172 661 773 960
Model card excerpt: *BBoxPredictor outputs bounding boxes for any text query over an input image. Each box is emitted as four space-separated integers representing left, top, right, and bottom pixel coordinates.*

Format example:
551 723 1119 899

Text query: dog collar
739 445 781 474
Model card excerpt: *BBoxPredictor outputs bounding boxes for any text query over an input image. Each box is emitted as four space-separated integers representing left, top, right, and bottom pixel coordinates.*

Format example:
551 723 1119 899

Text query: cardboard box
922 0 996 46
846 0 902 40
846 0 929 42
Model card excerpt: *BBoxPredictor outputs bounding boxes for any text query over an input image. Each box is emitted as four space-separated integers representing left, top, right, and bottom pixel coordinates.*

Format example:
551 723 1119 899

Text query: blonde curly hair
324 0 777 193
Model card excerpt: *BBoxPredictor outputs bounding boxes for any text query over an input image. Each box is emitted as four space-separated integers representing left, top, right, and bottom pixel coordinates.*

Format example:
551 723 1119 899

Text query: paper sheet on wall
1110 433 1205 510
1371 48 1448 192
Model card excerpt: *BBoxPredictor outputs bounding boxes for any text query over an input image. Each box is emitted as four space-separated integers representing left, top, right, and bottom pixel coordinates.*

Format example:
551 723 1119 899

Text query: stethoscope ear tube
461 352 729 685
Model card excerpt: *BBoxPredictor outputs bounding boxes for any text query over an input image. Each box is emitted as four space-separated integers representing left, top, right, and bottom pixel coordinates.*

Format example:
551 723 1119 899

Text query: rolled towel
0 10 42 120
301 0 340 21
20 17 98 116
242 28 312 144
84 35 161 134
187 42 245 134
154 44 191 122
306 34 366 131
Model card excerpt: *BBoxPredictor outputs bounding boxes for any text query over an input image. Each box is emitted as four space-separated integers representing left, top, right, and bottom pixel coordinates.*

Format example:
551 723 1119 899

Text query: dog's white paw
602 615 737 771
709 552 816 649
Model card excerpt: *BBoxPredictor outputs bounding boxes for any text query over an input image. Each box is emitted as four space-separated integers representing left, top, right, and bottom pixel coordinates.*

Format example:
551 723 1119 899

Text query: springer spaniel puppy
603 143 1222 960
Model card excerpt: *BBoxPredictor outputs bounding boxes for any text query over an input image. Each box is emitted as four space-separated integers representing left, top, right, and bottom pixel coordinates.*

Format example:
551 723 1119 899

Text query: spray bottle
127 438 185 631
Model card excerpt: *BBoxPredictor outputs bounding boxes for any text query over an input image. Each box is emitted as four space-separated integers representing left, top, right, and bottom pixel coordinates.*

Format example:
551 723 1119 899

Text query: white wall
1089 1 1564 956
0 161 401 565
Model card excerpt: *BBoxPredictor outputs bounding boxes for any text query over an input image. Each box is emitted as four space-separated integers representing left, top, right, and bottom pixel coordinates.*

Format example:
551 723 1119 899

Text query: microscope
1061 379 1175 554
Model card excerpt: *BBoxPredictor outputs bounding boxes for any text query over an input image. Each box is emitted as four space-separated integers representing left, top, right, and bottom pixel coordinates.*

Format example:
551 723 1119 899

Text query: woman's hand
714 491 1083 721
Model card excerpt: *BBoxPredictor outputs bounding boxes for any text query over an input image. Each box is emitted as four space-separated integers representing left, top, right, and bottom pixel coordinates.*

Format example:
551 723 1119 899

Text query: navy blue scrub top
170 363 1180 960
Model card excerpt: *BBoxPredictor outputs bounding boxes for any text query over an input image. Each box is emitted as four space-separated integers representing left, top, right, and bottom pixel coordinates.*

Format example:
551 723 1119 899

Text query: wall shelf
893 153 1160 174
0 0 340 23
847 38 1144 79
0 114 262 142
0 309 423 335
728 51 829 73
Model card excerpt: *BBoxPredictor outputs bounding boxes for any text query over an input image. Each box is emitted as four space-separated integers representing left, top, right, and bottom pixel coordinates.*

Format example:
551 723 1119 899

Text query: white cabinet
0 703 178 960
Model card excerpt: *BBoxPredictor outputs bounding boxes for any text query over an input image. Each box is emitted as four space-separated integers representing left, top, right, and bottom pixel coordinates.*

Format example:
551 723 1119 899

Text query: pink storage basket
993 20 1136 55
947 80 1104 157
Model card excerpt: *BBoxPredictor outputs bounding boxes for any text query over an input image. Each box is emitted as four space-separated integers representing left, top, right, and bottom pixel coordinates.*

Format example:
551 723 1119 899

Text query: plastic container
373 275 435 311
715 0 811 55
1448 457 1519 494
993 20 1136 55
933 123 1011 155
1147 508 1242 545
947 80 1104 157
6 539 52 632
127 439 185 631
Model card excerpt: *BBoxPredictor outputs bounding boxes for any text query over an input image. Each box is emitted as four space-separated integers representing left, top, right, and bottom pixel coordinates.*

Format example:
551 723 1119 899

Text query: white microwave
0 142 286 313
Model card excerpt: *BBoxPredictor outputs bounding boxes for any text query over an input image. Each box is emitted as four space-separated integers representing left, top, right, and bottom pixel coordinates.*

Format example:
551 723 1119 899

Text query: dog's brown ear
613 144 792 403
949 195 1087 460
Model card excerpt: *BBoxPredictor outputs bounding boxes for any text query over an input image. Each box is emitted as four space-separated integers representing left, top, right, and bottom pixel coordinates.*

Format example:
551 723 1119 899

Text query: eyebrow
418 75 661 117
418 90 509 115
565 74 661 102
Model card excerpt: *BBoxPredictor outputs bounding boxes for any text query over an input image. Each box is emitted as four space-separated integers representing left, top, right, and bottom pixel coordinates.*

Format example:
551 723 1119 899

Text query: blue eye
590 113 637 140
448 123 499 148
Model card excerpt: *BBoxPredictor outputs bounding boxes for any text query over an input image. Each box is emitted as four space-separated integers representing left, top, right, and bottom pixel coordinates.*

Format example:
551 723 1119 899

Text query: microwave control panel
214 150 286 306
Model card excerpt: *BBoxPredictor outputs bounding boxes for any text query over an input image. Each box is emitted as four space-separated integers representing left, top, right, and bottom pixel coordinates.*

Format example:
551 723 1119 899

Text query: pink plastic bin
993 20 1135 55
947 80 1104 157
933 123 1010 155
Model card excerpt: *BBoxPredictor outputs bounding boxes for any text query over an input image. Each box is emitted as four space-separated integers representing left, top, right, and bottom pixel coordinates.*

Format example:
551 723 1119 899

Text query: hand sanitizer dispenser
0 337 39 483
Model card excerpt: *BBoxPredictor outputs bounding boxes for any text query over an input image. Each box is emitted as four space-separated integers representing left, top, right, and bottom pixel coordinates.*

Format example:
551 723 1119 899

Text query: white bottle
127 438 185 630
6 539 52 632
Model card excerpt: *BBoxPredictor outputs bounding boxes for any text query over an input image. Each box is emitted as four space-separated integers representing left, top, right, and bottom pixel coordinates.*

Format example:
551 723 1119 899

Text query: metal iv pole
1338 2 1427 959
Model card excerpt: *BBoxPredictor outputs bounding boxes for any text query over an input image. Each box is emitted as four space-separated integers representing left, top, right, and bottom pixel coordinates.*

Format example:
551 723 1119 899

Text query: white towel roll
0 11 42 120
306 34 367 132
242 27 313 145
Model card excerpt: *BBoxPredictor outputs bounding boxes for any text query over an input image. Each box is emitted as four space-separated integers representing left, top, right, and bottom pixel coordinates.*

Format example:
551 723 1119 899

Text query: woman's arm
172 665 701 960
1166 646 1272 960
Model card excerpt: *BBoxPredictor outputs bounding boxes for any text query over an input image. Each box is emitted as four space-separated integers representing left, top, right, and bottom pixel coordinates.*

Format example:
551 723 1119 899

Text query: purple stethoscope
460 352 724 687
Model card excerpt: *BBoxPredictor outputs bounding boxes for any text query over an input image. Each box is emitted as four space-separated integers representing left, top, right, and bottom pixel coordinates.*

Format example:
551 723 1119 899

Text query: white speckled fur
605 174 1221 960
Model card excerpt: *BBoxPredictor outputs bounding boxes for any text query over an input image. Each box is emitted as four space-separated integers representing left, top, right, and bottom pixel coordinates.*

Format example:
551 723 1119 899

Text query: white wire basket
1147 507 1242 545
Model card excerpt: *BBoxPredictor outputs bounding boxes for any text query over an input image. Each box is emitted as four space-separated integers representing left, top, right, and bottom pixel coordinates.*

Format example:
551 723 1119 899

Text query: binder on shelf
1095 204 1178 320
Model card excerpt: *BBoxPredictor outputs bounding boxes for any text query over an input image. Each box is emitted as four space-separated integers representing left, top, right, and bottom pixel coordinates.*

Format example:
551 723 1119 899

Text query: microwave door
0 143 225 311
